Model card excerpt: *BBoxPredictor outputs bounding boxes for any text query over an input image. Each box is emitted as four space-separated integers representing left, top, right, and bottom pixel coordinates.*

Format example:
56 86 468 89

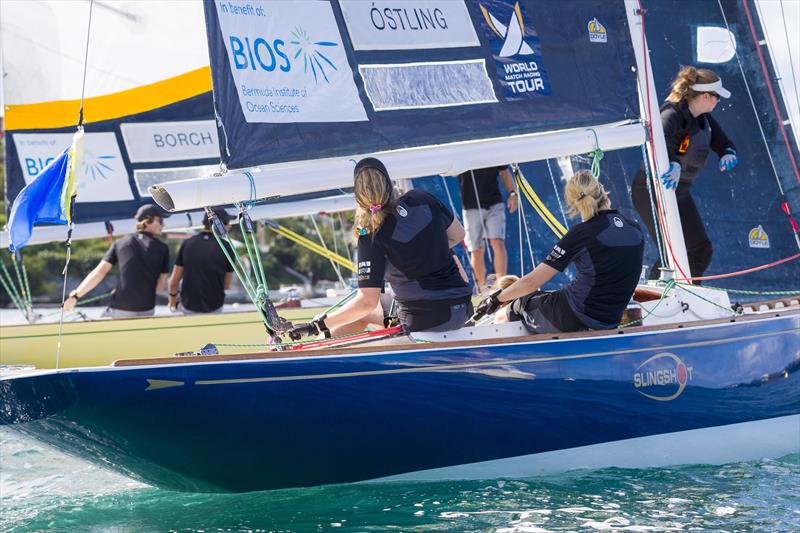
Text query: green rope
19 258 33 309
679 283 800 297
239 216 269 306
214 326 401 348
619 279 676 328
323 289 358 315
587 128 604 178
12 257 32 308
0 260 26 312
676 283 738 316
210 221 279 341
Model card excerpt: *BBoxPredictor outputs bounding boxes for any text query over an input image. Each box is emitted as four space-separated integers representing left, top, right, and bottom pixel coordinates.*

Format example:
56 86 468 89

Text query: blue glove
660 162 681 190
719 149 738 172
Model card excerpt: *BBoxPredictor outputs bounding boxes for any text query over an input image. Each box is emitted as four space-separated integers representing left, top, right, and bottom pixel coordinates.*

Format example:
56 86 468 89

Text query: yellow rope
515 170 567 238
266 223 356 272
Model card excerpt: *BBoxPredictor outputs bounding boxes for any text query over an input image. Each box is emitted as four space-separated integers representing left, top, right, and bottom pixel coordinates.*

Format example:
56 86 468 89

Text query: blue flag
7 132 83 251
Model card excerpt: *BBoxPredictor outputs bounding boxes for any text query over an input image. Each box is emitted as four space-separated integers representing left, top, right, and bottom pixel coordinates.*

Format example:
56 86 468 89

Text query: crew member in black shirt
168 207 235 314
288 158 473 339
64 204 171 318
458 166 518 288
631 66 737 279
475 170 644 333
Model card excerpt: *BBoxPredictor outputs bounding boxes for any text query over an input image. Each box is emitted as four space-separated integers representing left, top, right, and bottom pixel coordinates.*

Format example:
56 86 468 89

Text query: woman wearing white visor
631 66 737 280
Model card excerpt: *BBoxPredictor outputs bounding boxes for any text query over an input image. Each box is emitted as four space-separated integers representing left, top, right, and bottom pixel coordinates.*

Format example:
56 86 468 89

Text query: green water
1 428 798 532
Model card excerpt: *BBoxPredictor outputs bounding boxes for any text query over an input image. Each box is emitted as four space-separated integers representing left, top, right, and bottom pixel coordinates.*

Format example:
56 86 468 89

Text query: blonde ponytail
353 167 395 236
666 66 721 103
565 170 610 221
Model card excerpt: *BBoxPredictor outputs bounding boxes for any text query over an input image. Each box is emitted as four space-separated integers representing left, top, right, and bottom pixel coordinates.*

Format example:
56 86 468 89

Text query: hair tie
369 204 382 214
358 227 368 236
578 192 587 199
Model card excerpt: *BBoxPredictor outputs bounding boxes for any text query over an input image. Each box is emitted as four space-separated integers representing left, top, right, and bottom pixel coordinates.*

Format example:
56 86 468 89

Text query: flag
7 130 84 251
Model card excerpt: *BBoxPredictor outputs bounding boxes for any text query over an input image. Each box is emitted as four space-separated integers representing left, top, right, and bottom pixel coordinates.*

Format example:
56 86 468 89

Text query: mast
625 0 692 281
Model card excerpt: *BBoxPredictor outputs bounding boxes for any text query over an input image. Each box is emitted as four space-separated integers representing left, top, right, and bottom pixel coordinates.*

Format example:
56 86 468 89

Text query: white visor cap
690 79 731 99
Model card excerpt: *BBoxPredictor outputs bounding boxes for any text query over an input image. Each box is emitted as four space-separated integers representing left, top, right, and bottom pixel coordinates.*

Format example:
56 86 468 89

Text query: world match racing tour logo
478 1 551 98
633 353 694 401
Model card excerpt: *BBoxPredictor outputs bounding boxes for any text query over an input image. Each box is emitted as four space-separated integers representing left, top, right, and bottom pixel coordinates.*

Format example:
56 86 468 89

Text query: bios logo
633 352 693 401
228 25 339 84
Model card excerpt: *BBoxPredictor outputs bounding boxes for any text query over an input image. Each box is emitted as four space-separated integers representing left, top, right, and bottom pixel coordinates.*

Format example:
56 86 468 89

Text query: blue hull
2 313 798 492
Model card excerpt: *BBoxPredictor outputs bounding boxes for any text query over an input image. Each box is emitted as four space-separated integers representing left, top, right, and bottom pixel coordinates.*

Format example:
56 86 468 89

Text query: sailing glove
659 162 681 190
287 314 331 341
719 149 738 172
473 289 503 321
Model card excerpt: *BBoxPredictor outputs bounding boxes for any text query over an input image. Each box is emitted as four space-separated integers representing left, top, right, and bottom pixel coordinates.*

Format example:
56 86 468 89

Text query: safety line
676 252 800 282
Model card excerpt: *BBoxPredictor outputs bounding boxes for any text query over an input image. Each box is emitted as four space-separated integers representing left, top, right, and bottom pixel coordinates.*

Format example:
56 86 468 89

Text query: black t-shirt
176 232 235 312
458 166 508 209
543 210 643 329
357 189 471 302
103 232 170 312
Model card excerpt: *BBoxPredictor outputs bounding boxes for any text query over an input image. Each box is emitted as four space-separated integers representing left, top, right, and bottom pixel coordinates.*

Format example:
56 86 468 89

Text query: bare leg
489 238 507 278
470 247 486 288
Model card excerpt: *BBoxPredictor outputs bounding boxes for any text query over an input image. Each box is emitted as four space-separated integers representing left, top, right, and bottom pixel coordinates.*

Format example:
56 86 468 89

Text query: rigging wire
545 158 570 229
468 169 494 264
778 0 800 110
309 214 347 288
676 251 800 282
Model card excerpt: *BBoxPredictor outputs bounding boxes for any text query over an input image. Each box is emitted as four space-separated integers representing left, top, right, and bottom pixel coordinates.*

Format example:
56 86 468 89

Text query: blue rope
243 171 257 210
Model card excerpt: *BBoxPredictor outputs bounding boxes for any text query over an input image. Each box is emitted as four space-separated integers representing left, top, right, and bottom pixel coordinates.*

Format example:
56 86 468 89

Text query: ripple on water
2 428 799 532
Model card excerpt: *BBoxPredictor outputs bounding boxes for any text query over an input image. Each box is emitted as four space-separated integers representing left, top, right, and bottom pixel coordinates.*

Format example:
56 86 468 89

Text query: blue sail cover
203 0 639 170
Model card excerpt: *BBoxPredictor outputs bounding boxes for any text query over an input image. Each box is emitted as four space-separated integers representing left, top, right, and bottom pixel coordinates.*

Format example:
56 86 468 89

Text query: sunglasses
708 92 721 100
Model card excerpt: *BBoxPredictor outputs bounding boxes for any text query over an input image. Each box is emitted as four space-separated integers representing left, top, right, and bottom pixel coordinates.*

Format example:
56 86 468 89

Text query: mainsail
151 0 648 211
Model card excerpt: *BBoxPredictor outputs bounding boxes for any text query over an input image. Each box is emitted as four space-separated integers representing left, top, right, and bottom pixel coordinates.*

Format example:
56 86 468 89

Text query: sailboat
0 1 358 368
0 0 797 494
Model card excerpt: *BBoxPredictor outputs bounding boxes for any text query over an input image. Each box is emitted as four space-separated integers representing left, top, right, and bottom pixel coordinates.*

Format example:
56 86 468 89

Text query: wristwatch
508 191 517 197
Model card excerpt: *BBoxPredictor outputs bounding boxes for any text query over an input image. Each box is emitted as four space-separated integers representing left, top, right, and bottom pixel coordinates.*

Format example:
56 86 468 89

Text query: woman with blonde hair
289 158 472 339
474 170 643 334
632 66 737 279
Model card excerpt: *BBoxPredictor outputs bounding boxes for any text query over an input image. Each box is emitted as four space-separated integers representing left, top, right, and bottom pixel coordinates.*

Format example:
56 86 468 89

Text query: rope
309 214 347 287
215 325 405 350
336 212 354 264
678 283 800 297
0 259 27 315
641 144 667 268
243 171 258 210
635 1 692 282
265 221 356 272
587 128 604 179
511 164 537 272
514 166 567 238
77 0 94 126
676 252 800 282
545 159 569 229
718 0 799 191
778 0 800 105
619 279 676 327
741 0 800 187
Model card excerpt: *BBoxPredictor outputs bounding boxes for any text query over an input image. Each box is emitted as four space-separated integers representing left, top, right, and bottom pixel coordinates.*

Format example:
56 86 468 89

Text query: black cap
202 207 233 226
354 157 389 179
135 203 171 221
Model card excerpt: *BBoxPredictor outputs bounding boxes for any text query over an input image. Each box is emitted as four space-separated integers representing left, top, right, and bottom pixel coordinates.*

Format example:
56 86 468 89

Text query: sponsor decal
748 225 770 248
678 134 691 155
121 121 219 163
613 216 623 228
339 1 479 51
358 260 372 281
633 352 693 401
587 17 607 43
397 205 408 217
545 244 565 262
13 132 134 202
475 0 551 99
214 0 366 123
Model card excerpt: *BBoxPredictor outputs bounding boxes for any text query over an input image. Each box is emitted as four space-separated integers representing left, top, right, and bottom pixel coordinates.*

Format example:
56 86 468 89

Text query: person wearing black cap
288 158 473 340
167 207 235 314
64 203 171 318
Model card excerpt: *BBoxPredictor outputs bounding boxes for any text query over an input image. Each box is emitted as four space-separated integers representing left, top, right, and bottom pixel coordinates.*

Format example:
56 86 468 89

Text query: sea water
1 428 798 532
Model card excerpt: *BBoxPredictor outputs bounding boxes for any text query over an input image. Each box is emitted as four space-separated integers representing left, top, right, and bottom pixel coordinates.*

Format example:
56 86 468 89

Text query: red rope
742 0 800 186
283 325 405 351
676 252 800 282
636 0 691 281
